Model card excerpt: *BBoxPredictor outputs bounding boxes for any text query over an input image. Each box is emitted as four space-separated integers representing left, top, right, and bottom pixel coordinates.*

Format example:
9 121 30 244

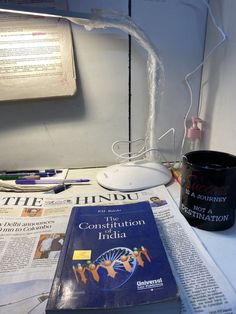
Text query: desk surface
166 175 236 293
0 167 235 313
65 168 236 293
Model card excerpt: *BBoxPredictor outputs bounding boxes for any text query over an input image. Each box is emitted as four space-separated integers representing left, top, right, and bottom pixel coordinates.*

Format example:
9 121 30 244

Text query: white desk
166 177 236 293
65 168 236 293
0 167 235 313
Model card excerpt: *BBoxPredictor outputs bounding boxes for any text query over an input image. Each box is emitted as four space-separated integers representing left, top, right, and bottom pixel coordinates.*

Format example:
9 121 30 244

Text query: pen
0 169 62 175
46 184 72 194
0 169 39 174
0 175 40 181
0 172 54 178
15 179 90 185
0 171 55 177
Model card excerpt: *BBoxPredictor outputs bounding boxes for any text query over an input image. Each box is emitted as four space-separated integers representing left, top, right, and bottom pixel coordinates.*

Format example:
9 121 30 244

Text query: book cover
46 201 180 313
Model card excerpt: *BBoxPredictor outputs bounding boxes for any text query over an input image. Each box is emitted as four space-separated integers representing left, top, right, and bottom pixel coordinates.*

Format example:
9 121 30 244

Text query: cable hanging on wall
179 0 227 164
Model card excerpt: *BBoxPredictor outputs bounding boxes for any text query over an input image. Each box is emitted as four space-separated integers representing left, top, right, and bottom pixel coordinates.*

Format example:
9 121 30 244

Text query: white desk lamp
0 5 172 192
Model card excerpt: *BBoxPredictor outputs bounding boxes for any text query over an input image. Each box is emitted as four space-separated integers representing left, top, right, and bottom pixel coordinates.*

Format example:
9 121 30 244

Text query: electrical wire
111 0 226 167
179 0 227 163
112 127 176 168
109 1 226 167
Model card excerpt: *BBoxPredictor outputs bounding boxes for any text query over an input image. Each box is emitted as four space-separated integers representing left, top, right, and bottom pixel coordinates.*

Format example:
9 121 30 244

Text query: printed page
0 186 236 313
71 187 236 314
144 187 236 314
0 196 73 284
0 0 77 101
0 195 73 314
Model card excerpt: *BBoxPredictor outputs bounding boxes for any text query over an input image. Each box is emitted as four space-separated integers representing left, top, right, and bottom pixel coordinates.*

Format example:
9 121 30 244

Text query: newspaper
0 186 235 313
0 195 72 314
0 0 77 101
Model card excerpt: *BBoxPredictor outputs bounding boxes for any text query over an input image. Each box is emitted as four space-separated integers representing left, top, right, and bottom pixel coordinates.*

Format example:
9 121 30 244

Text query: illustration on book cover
72 245 155 291
47 201 179 311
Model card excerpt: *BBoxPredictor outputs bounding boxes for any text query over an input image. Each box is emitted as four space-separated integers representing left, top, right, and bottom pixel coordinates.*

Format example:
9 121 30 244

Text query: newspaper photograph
0 196 72 285
0 187 235 313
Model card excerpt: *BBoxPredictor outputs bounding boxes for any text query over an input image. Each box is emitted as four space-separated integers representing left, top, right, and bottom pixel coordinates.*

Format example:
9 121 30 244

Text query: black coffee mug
180 150 236 231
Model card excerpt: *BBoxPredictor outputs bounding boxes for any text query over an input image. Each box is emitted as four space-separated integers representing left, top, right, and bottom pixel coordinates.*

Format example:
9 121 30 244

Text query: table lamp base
96 160 172 192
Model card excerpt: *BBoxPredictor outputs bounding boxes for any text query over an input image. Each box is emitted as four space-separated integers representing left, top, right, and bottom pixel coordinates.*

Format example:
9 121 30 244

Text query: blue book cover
46 201 180 313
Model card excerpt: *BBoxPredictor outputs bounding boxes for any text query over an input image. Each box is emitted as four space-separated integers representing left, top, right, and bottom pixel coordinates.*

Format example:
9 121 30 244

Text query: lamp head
0 3 91 25
0 3 172 191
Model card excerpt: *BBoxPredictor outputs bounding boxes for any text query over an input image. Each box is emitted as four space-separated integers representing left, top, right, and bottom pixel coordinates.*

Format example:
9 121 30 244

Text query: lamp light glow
0 4 172 191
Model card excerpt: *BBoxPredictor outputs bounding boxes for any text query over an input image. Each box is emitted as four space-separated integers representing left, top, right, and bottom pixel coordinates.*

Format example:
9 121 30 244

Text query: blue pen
0 172 55 177
0 169 62 175
15 179 90 185
46 184 72 194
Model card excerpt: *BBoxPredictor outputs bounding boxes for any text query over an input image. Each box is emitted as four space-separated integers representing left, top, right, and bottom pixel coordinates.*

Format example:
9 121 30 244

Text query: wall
0 0 207 170
200 0 236 155
131 0 207 162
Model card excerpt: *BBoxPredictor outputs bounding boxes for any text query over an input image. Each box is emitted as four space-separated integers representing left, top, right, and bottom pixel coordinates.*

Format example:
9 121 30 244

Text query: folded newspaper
0 186 235 314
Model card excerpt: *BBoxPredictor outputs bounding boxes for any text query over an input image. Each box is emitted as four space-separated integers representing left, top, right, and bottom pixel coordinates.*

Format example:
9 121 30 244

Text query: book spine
46 208 76 312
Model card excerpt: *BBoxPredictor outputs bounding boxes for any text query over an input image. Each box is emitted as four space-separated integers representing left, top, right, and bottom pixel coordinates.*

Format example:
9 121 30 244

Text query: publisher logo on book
137 278 163 291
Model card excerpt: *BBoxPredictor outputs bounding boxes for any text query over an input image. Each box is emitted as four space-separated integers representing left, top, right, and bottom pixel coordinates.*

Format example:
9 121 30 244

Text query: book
46 201 180 313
